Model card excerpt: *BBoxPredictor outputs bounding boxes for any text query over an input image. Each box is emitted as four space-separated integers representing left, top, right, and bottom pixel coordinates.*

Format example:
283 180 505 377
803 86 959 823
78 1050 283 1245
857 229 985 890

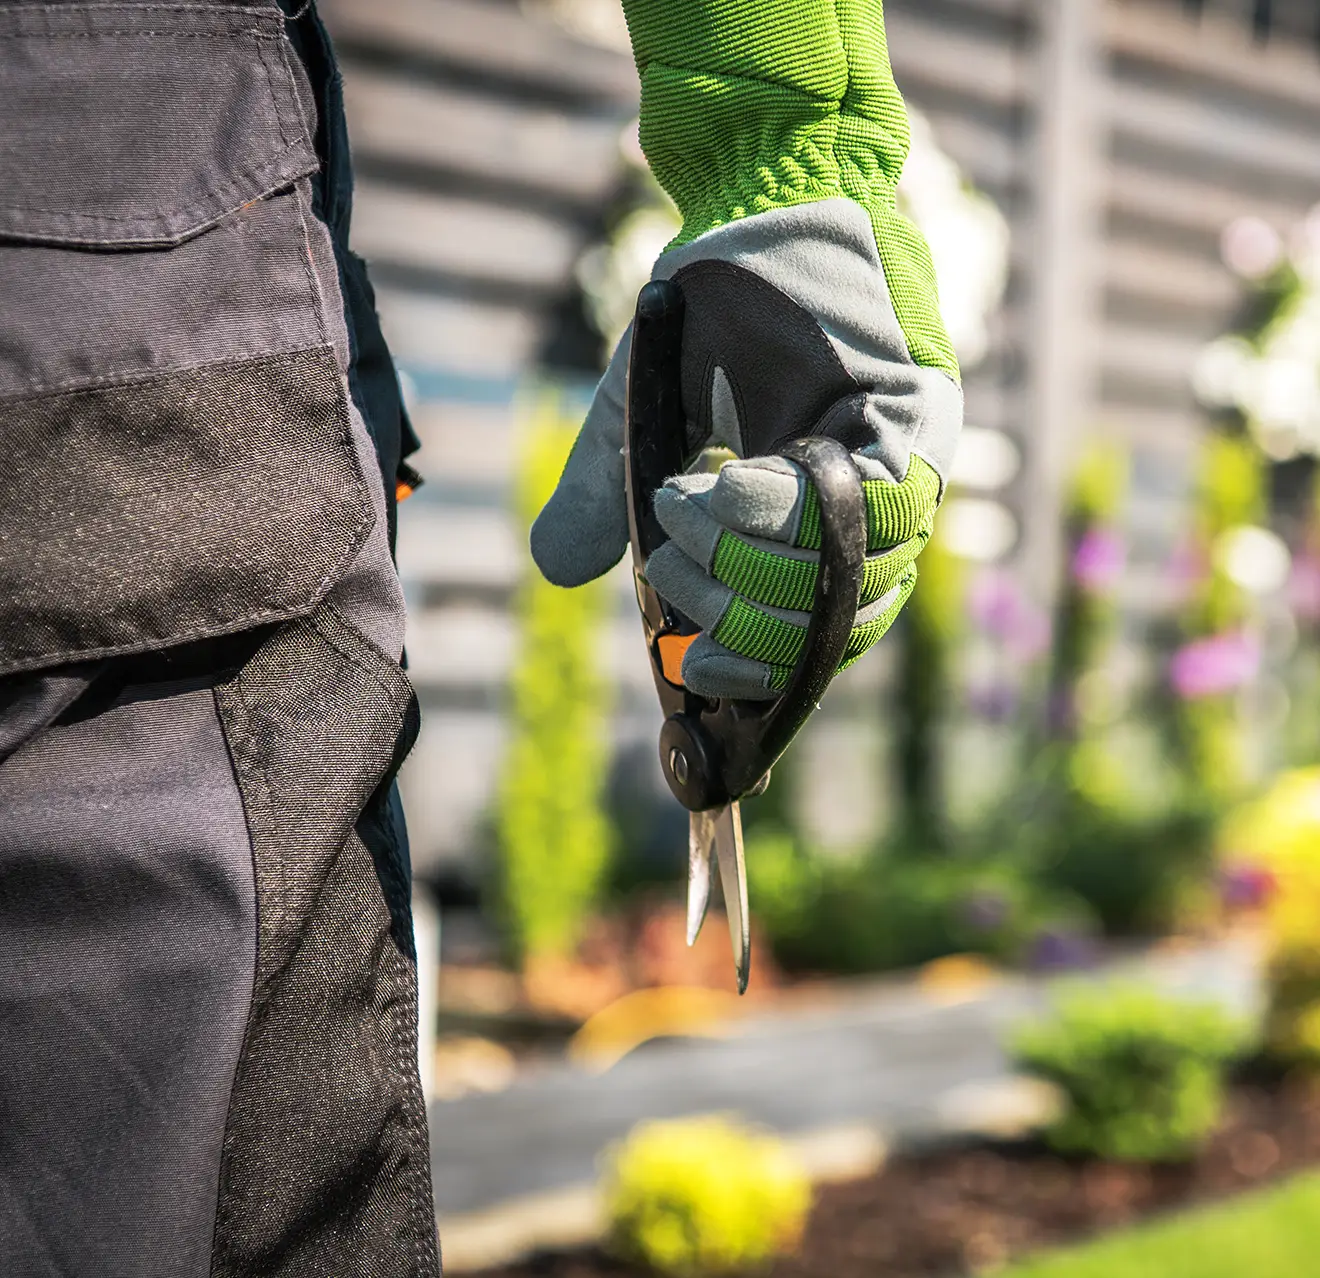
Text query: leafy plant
1011 984 1252 1162
746 826 1095 976
495 396 614 965
1165 434 1265 805
602 1115 810 1276
1045 443 1126 740
893 523 962 844
1032 785 1218 937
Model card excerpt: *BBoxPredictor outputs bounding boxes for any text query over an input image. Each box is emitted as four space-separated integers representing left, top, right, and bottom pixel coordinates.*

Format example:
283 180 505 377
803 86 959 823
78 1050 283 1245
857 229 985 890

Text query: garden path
429 937 1261 1221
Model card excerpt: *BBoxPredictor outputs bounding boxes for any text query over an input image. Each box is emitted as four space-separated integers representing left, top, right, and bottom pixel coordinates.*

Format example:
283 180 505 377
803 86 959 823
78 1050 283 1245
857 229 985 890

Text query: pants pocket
211 604 438 1278
0 4 371 677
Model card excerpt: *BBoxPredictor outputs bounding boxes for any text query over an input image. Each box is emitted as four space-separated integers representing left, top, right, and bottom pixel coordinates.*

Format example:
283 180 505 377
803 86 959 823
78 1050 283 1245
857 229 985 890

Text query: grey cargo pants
0 1 440 1274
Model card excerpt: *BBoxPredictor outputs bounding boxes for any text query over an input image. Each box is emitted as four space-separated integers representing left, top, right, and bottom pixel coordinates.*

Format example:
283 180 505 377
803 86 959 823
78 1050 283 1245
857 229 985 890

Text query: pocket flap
0 5 317 247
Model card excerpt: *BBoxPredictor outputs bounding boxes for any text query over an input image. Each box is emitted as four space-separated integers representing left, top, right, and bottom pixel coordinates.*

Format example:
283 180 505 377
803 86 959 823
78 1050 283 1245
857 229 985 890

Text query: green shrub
1034 789 1218 936
495 397 613 965
893 523 962 844
746 826 1095 976
1011 984 1252 1162
602 1115 810 1276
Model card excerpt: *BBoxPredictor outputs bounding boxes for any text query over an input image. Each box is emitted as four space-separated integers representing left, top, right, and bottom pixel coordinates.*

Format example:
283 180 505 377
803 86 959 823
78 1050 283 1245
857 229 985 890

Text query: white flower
1221 216 1284 280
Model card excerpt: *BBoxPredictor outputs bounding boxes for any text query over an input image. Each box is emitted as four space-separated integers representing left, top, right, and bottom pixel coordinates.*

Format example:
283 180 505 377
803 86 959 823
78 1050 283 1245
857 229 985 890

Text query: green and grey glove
531 0 963 700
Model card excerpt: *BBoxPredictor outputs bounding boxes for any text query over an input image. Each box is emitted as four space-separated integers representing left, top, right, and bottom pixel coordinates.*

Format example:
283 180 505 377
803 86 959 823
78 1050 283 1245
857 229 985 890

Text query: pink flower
1167 539 1209 603
967 571 1052 661
1071 528 1125 593
1169 631 1261 699
1290 552 1320 623
1219 862 1277 911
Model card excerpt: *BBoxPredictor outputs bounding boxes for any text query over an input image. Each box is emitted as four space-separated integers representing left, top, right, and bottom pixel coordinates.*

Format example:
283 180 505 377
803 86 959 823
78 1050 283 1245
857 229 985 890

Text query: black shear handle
625 279 869 812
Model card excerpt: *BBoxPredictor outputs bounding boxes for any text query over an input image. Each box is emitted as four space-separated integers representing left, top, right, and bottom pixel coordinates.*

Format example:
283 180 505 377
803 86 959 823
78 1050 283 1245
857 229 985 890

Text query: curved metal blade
713 802 750 994
686 810 715 946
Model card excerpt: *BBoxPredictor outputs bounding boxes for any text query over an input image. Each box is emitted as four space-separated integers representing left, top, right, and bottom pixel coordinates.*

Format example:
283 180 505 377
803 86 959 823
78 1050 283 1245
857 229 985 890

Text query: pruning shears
623 279 868 994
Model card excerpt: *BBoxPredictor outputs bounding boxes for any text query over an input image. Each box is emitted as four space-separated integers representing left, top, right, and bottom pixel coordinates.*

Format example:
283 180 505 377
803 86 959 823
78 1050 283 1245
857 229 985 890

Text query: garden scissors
623 280 868 994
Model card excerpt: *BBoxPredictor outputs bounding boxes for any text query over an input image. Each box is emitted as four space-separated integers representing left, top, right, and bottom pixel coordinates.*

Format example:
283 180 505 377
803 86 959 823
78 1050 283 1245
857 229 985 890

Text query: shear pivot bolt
668 747 689 786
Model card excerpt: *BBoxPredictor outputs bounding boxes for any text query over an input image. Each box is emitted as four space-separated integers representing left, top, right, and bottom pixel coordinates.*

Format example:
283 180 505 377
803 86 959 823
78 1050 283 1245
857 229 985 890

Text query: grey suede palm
531 199 963 699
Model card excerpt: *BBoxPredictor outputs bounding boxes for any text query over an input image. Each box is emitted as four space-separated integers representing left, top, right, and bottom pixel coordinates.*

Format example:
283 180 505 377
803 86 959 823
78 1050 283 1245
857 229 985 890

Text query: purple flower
1219 863 1277 910
968 571 1025 636
1290 552 1320 623
966 680 1019 723
967 571 1052 661
1169 631 1261 700
1167 539 1209 601
1028 928 1099 972
1071 528 1125 593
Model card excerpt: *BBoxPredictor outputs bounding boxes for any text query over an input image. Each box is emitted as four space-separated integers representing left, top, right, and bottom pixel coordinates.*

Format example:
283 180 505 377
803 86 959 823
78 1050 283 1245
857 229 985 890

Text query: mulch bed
478 1076 1320 1277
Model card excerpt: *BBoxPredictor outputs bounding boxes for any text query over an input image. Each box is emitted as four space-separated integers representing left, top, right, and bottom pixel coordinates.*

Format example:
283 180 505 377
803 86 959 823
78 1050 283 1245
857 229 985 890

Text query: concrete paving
428 936 1262 1220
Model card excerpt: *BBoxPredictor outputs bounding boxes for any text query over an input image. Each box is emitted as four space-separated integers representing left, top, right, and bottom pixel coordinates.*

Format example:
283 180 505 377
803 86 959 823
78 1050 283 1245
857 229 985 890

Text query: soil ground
476 1076 1320 1278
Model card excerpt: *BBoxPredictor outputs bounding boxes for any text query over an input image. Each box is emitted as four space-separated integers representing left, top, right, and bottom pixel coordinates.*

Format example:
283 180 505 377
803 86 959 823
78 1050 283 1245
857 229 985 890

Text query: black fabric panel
212 605 438 1278
0 347 371 677
670 259 864 458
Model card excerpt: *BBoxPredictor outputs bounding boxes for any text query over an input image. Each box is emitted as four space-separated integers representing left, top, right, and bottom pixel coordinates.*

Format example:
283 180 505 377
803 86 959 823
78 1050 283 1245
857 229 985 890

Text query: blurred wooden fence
317 0 1320 873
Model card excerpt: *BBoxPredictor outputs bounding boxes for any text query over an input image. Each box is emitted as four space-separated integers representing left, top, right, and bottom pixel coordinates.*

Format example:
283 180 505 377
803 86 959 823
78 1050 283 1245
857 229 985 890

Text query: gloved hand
530 0 963 700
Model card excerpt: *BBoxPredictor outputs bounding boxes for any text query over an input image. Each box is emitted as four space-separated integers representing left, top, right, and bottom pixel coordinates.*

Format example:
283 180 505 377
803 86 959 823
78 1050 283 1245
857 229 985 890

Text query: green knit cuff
623 0 960 381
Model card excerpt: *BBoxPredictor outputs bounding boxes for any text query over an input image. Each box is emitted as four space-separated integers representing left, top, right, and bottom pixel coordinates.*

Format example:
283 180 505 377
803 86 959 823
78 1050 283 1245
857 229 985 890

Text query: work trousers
0 1 440 1273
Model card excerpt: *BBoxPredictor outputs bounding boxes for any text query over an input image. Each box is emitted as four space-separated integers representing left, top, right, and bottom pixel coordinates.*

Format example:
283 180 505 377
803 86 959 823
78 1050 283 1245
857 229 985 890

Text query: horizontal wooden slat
1100 324 1207 392
921 108 1024 194
888 10 1028 110
376 288 542 379
1106 0 1320 116
1107 163 1310 242
352 181 583 292
406 603 655 690
399 710 507 869
1097 406 1203 455
406 402 519 486
1102 240 1240 314
396 506 522 589
319 0 638 105
1107 79 1320 188
341 67 624 203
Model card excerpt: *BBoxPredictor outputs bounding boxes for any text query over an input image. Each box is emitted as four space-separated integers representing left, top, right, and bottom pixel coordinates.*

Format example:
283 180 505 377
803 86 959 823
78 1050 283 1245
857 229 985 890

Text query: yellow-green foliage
896 520 962 837
1191 434 1262 636
496 396 613 964
1222 768 1320 1063
602 1116 811 1276
1174 435 1264 803
1069 440 1127 524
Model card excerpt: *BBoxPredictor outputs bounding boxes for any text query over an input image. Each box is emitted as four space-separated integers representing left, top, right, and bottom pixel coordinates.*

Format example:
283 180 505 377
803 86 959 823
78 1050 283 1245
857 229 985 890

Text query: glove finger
711 573 911 670
656 471 925 612
643 539 738 636
798 454 941 552
680 634 778 702
706 453 937 554
713 528 926 613
529 327 632 587
647 541 917 671
706 457 806 545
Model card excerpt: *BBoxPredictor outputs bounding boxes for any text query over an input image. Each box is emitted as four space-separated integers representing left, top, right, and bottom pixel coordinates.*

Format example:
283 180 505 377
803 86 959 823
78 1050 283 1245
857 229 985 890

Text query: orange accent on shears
657 631 699 687
396 480 415 502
